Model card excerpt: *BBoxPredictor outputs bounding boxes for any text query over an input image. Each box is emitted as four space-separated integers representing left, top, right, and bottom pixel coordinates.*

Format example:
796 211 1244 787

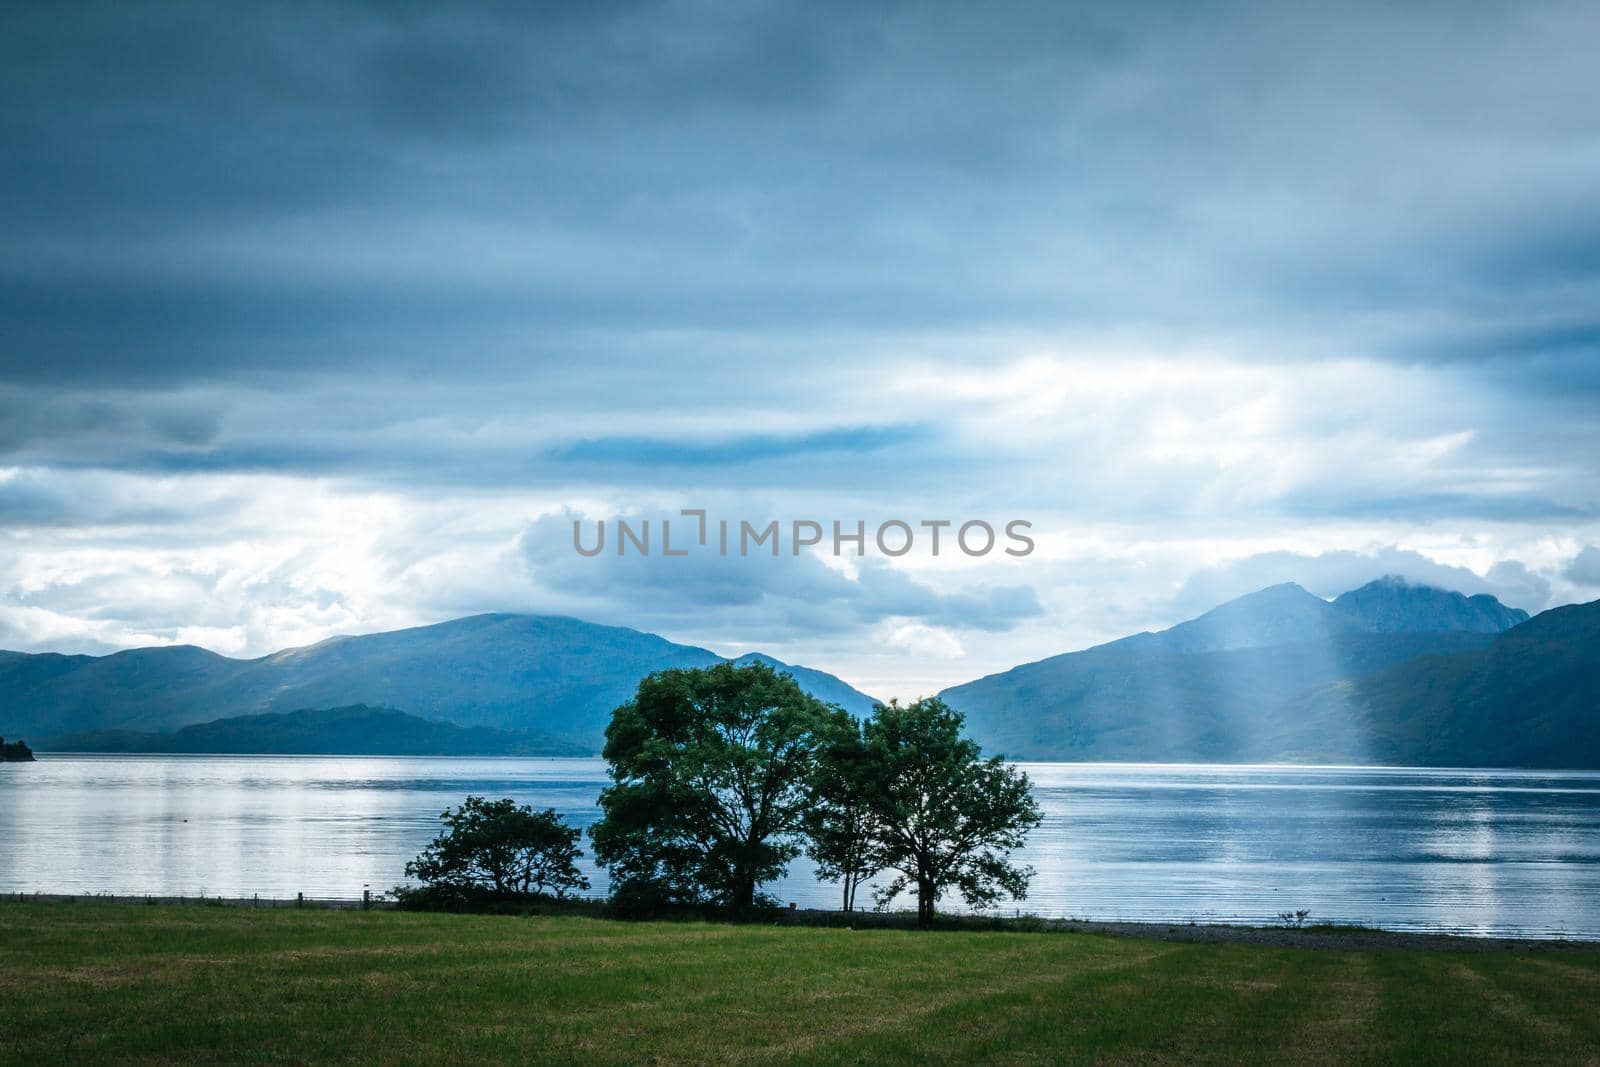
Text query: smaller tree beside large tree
803 709 882 912
861 698 1041 927
401 796 589 905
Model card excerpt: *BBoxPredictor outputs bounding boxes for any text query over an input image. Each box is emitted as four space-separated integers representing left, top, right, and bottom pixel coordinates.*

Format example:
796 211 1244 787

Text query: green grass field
3 902 1597 1065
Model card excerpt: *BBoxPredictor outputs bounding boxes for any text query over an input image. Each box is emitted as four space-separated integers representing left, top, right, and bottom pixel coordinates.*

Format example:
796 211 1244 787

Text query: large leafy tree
862 698 1041 927
803 709 882 912
591 661 837 912
403 796 589 902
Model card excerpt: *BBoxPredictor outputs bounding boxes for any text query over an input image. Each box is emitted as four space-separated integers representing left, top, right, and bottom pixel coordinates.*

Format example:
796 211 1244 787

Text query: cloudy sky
3 1 1599 699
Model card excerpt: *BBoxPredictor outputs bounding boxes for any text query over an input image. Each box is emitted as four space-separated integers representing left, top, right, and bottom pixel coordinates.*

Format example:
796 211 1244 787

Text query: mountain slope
941 579 1535 763
1153 582 1364 653
941 631 1499 761
730 653 877 714
0 614 878 751
43 705 590 757
1277 599 1600 767
0 646 247 735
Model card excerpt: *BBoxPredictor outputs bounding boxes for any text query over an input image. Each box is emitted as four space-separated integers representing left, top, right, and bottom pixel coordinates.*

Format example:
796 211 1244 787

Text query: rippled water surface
3 756 1598 938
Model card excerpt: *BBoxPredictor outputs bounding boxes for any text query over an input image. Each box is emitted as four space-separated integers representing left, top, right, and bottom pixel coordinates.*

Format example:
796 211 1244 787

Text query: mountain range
0 613 876 754
938 577 1600 767
1 576 1594 767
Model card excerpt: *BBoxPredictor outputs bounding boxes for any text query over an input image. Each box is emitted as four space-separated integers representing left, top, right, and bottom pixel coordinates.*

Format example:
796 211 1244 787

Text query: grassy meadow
3 901 1598 1065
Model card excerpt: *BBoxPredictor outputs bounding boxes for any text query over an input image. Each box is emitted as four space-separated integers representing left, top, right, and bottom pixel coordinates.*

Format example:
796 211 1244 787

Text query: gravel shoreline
7 892 1595 953
1043 918 1598 953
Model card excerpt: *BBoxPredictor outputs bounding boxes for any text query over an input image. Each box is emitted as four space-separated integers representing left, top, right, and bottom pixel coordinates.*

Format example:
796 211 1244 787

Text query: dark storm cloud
2 0 1599 516
17 415 960 498
0 469 194 528
4 2 1595 364
549 425 930 467
0 387 221 459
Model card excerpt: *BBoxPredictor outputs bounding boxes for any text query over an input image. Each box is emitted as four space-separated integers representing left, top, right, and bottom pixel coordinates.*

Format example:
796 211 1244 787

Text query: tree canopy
803 710 882 912
860 698 1041 926
402 796 588 904
590 661 839 912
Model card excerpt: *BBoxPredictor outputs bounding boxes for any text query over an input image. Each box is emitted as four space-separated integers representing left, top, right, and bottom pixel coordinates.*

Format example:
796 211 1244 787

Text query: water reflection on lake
2 756 1597 938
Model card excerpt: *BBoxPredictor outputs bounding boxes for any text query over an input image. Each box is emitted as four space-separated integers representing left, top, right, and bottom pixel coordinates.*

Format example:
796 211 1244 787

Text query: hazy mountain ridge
0 614 878 751
941 630 1502 762
3 580 1586 766
940 578 1560 765
1152 582 1365 653
44 705 590 757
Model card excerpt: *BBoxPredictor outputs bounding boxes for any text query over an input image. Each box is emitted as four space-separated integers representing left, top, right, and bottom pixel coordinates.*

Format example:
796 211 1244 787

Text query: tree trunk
733 876 756 913
917 874 934 928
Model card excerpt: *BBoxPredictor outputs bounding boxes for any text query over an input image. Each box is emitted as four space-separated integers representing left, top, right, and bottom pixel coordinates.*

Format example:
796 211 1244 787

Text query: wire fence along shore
5 890 398 910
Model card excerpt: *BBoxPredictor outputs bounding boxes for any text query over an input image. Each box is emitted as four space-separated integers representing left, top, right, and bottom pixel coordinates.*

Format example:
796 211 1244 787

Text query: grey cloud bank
5 2 1600 388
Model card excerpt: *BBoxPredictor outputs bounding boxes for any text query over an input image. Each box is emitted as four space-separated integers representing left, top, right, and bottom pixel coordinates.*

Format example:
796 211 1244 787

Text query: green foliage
859 698 1041 926
803 709 881 912
591 661 837 913
0 735 34 762
399 796 588 905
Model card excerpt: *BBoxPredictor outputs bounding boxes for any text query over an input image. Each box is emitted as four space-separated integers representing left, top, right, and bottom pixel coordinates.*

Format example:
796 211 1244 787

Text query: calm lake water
3 755 1598 939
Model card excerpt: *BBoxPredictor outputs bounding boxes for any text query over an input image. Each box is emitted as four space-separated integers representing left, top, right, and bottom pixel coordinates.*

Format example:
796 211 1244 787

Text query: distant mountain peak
1332 577 1528 634
1258 580 1314 595
1157 581 1351 654
1155 577 1529 654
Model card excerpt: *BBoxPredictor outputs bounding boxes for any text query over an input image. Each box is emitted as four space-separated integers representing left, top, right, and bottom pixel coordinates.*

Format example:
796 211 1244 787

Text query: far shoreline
17 750 1600 773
